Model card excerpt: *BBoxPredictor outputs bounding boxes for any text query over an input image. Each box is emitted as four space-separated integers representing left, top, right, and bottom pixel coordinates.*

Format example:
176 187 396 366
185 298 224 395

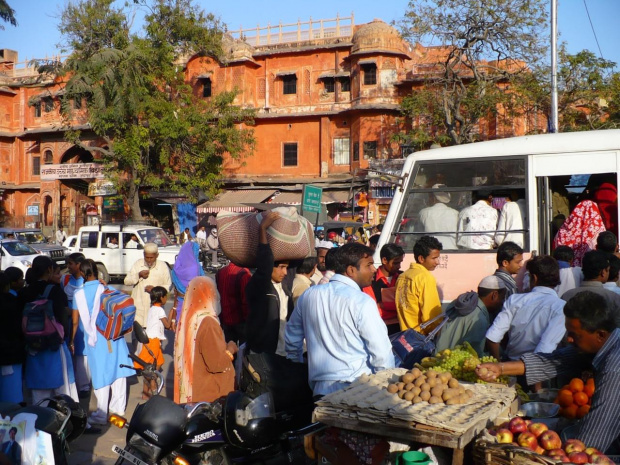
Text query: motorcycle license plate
112 445 151 465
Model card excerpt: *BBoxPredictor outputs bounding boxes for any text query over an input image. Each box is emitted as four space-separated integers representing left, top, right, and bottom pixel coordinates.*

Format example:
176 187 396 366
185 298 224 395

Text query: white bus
376 129 620 302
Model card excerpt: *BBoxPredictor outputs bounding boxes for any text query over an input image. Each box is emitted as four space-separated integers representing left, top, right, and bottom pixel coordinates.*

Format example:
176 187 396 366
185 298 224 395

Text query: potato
428 396 443 404
420 391 431 402
398 390 407 399
426 370 438 379
412 396 423 404
404 391 415 401
466 389 474 398
458 394 469 403
420 383 431 392
430 385 445 398
404 383 415 391
411 386 422 397
410 368 422 378
414 377 427 387
442 388 457 401
439 372 452 384
427 378 438 388
401 373 415 384
448 378 460 389
397 382 405 391
387 384 399 394
446 398 459 405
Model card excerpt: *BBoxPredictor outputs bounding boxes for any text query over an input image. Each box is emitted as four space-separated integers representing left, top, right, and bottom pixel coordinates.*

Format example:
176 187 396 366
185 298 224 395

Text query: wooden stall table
312 369 517 465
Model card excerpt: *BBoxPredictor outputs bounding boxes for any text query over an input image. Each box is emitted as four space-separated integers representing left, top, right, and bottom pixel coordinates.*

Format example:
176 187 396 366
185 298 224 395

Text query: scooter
0 394 87 465
110 324 321 465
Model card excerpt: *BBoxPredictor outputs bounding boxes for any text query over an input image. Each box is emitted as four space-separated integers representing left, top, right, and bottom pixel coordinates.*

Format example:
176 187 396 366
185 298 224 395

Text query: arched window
44 150 53 164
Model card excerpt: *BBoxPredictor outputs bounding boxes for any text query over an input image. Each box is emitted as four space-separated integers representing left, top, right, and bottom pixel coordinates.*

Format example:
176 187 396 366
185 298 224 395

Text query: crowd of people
4 195 620 458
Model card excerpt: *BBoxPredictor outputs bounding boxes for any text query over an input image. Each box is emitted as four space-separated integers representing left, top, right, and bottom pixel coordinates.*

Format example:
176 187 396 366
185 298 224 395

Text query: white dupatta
74 284 105 347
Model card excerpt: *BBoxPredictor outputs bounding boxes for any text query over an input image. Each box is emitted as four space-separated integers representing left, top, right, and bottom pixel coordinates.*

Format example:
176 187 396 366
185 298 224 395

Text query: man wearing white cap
486 256 566 361
419 184 459 250
434 276 507 356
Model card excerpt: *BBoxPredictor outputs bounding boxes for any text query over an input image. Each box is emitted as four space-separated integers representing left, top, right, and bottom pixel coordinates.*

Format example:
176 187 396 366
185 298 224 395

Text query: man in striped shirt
476 291 620 453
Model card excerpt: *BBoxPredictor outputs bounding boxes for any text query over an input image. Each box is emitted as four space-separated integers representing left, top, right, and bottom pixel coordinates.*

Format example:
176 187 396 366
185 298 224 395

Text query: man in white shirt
457 191 498 250
495 192 527 248
419 184 459 250
55 226 67 246
486 256 566 361
125 234 139 249
124 243 173 326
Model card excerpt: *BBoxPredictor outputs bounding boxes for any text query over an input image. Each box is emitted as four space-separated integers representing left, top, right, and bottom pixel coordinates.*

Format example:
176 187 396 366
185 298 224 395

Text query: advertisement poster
0 414 55 465
0 419 25 465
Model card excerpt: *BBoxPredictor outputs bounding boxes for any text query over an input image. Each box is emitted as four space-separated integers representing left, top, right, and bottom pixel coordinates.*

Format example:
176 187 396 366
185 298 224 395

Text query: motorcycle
111 325 321 465
0 394 87 465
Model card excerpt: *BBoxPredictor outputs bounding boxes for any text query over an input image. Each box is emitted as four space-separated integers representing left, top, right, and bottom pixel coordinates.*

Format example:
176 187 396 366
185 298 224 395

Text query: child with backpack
134 286 173 399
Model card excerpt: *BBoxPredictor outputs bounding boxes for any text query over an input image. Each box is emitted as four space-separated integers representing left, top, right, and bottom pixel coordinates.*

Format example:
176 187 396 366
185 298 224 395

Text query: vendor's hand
139 270 150 279
476 363 501 382
260 211 280 230
226 340 238 355
144 285 154 293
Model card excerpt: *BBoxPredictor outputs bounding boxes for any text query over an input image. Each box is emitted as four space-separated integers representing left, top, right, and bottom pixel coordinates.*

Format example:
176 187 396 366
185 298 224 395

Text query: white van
377 129 620 302
75 224 181 281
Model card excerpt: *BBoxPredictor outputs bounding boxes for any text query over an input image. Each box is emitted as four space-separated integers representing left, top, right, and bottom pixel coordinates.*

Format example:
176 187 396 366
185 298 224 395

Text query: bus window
394 157 527 252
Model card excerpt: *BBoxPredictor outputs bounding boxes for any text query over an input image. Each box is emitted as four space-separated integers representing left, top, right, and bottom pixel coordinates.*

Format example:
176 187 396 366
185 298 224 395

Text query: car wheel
97 263 110 283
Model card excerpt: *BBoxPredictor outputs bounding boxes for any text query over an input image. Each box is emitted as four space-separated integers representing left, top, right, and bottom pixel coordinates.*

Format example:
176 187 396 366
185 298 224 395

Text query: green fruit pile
420 342 508 383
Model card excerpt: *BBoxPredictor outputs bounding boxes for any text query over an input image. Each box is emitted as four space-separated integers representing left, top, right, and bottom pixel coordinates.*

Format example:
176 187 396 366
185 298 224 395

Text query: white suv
0 239 40 273
74 224 181 281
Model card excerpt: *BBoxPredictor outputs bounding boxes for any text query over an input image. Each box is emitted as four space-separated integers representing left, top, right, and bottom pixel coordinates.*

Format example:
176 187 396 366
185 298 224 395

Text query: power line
582 0 604 59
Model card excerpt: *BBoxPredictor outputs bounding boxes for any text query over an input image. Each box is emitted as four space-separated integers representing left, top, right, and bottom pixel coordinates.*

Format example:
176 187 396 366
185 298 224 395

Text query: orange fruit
557 389 574 408
564 404 578 419
576 404 590 419
584 379 595 398
574 392 589 406
569 378 584 393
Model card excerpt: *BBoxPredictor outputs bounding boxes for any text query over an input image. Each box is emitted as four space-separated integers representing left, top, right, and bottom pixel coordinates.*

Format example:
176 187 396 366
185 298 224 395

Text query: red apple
496 428 513 444
568 451 589 464
585 447 600 456
528 422 549 438
564 439 587 454
547 448 567 458
524 419 533 427
539 430 562 450
591 453 615 464
509 417 528 434
517 431 539 451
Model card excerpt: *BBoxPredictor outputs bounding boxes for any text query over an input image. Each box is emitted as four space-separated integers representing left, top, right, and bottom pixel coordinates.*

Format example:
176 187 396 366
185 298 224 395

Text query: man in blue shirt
285 243 394 396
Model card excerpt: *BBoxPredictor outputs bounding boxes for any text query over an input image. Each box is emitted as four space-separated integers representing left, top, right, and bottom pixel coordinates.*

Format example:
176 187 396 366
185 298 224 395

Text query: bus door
532 150 619 255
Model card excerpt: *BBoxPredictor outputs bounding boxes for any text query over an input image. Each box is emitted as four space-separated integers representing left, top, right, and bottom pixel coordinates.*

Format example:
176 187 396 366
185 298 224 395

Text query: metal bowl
519 402 560 419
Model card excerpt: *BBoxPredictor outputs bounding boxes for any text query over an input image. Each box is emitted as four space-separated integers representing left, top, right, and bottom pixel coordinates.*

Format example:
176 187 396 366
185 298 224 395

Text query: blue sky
2 0 619 69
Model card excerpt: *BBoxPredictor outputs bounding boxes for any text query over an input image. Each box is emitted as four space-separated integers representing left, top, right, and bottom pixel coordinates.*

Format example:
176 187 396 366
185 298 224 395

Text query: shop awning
267 190 350 205
196 189 276 213
268 191 302 205
322 190 350 204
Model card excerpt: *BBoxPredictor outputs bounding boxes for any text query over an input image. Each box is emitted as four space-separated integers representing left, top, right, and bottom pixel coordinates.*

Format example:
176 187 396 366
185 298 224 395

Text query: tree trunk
127 167 143 222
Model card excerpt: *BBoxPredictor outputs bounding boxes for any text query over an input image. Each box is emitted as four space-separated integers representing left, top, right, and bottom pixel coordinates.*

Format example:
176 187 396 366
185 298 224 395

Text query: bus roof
403 129 620 163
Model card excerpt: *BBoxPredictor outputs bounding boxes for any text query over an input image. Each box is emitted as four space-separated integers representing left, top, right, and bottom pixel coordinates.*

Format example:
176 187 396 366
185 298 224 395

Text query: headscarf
553 200 606 266
171 241 204 296
173 276 221 403
592 182 618 235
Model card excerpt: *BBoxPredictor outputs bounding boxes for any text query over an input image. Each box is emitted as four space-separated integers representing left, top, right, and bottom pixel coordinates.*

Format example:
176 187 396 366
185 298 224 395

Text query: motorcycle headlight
20 260 32 267
128 434 162 463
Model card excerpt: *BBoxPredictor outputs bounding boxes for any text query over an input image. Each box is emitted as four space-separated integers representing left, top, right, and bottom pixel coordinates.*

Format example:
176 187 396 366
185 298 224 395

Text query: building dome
222 33 255 62
351 19 409 56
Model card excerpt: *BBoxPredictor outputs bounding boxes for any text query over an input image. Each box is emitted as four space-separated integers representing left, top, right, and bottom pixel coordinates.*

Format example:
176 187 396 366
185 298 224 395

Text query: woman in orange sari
173 276 238 403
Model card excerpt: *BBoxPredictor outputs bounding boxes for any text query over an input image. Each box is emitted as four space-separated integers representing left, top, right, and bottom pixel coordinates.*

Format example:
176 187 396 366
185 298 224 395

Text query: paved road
68 283 178 465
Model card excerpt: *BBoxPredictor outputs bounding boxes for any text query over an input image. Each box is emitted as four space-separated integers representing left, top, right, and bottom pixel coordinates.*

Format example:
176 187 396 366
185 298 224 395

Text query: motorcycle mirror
133 321 150 344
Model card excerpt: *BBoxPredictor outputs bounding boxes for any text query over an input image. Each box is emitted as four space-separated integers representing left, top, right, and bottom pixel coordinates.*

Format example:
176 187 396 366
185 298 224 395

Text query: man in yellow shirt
395 235 443 332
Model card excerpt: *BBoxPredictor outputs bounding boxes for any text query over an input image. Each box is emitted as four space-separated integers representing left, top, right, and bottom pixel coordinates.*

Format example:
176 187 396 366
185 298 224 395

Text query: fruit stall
308 344 616 465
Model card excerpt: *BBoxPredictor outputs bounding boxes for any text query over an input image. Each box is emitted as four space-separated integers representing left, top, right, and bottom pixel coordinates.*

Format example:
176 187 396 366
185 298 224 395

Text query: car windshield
137 228 173 247
3 241 38 256
15 232 47 244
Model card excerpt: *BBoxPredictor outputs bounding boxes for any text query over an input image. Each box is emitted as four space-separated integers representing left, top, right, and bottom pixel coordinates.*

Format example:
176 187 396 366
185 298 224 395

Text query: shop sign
85 204 99 216
41 163 105 180
88 180 117 197
26 205 39 216
302 184 322 213
103 197 124 213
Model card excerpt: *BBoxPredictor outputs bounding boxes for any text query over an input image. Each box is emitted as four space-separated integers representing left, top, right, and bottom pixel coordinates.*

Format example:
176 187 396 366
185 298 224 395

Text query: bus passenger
553 200 606 267
494 192 526 248
494 241 524 298
456 191 498 250
418 184 459 250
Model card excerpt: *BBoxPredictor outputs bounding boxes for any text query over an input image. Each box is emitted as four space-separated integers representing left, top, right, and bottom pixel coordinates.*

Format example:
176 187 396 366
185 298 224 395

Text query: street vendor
476 291 620 454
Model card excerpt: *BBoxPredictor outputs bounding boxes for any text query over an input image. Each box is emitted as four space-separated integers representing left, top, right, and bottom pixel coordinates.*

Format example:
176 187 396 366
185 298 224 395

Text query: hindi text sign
302 185 323 214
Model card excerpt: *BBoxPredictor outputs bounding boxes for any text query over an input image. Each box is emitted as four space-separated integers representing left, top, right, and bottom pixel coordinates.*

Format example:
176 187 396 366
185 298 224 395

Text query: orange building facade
0 16 543 235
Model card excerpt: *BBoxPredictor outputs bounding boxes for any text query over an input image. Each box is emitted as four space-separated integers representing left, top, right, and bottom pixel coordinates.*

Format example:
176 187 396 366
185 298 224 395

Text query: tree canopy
397 0 549 147
54 0 255 220
0 0 16 28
